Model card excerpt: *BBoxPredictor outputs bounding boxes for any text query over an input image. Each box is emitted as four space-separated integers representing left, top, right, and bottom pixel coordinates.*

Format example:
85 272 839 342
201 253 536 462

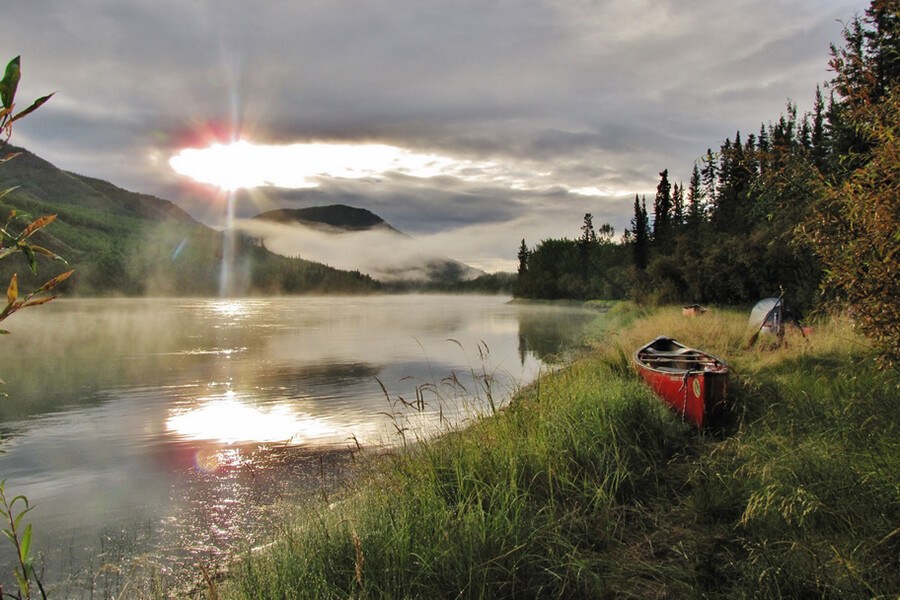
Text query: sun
169 140 284 191
169 140 474 191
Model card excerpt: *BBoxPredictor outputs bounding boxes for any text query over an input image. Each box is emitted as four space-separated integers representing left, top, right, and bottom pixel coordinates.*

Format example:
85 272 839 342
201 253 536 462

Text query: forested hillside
253 205 401 233
517 1 898 321
0 146 380 296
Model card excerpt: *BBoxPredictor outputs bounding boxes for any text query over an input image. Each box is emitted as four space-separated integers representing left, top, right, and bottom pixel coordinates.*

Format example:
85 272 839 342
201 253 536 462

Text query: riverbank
214 304 898 600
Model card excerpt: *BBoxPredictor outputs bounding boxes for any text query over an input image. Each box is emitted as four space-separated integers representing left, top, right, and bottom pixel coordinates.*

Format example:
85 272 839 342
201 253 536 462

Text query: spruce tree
701 148 717 203
826 1 900 179
652 169 671 246
672 182 684 228
580 213 597 243
687 163 703 230
811 85 828 170
758 124 770 174
579 213 596 284
711 138 732 227
630 194 649 270
517 239 529 275
744 133 758 176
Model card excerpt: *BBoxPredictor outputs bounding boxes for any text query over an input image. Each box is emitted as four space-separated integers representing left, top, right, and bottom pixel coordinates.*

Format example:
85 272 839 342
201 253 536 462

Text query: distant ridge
247 204 485 284
253 205 402 234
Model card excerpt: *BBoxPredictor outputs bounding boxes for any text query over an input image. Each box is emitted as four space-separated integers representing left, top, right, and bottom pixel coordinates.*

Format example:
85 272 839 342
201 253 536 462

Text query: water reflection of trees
517 307 596 364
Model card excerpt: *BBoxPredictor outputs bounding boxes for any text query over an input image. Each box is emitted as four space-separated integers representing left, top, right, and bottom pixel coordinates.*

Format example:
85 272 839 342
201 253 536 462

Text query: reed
219 305 899 600
223 341 692 598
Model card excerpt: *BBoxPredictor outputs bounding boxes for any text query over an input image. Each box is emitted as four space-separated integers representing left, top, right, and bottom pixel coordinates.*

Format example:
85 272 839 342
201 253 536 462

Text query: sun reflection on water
211 300 250 318
166 391 339 446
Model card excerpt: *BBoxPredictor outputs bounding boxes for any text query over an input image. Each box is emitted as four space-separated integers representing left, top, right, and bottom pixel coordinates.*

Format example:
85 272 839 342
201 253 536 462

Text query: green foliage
801 3 900 368
0 54 56 600
804 90 900 366
0 483 48 600
0 212 73 330
516 232 630 301
0 57 53 136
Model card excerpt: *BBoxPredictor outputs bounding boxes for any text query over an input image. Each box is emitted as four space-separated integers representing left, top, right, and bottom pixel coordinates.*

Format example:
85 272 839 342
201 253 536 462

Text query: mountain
253 206 401 234
249 204 485 284
0 146 380 296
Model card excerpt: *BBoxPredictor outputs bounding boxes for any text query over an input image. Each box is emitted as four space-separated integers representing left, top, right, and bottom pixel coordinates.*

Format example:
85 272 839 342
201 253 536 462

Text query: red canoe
633 336 729 427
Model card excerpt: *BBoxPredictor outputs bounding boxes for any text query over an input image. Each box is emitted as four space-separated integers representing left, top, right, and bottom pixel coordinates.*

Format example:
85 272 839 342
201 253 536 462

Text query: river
0 295 595 595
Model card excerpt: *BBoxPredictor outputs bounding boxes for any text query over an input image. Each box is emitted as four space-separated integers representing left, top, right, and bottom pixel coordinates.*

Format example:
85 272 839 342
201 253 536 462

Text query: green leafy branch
0 56 54 153
0 211 72 333
0 54 63 600
0 482 47 600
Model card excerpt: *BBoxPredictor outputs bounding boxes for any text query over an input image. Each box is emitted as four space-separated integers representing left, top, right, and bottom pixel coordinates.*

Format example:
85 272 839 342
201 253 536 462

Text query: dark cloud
5 0 868 271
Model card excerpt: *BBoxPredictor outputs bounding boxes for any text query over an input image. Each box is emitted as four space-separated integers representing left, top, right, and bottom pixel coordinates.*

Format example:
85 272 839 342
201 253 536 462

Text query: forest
515 1 899 347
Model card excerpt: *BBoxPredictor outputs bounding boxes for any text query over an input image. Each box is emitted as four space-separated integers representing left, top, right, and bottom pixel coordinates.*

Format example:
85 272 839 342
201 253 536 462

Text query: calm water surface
0 295 593 592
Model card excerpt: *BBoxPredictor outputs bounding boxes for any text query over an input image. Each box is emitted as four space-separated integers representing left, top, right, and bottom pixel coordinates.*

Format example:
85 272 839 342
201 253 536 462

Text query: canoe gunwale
633 337 729 375
632 336 730 428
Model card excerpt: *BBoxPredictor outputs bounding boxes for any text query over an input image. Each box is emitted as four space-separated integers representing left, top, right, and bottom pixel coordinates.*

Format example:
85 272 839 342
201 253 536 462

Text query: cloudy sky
7 0 867 272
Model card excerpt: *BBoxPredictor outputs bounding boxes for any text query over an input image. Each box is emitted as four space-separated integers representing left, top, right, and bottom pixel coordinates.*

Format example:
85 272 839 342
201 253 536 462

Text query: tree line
516 0 900 365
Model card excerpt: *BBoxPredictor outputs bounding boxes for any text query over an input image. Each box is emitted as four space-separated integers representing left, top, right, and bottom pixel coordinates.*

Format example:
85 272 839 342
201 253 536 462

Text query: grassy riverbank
218 304 899 599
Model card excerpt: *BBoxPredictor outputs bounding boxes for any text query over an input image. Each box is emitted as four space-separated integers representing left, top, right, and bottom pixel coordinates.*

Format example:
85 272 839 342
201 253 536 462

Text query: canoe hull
634 337 729 427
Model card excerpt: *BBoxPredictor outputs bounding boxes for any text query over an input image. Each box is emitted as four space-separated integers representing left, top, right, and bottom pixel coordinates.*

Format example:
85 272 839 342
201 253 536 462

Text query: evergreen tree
652 169 672 245
630 194 649 270
744 133 758 176
757 123 770 174
672 182 684 228
811 85 828 170
865 0 900 99
711 138 732 227
686 164 703 229
579 213 597 243
827 1 900 179
713 133 753 233
701 148 717 203
579 213 596 283
800 116 812 149
517 239 529 275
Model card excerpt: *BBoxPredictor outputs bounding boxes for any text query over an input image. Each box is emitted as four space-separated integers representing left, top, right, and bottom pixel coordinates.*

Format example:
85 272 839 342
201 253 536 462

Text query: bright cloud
170 140 499 191
168 140 616 196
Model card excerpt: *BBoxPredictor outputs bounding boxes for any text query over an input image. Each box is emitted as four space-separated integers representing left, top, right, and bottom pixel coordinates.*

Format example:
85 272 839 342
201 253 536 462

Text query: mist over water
235 218 486 280
0 295 593 593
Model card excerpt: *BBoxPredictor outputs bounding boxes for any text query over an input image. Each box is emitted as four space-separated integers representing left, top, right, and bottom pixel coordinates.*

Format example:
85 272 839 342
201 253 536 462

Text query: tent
748 295 805 345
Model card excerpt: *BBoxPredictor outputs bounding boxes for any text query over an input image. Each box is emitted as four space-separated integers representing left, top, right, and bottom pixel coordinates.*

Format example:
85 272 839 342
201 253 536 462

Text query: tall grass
221 305 899 600
612 305 900 599
223 348 691 599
